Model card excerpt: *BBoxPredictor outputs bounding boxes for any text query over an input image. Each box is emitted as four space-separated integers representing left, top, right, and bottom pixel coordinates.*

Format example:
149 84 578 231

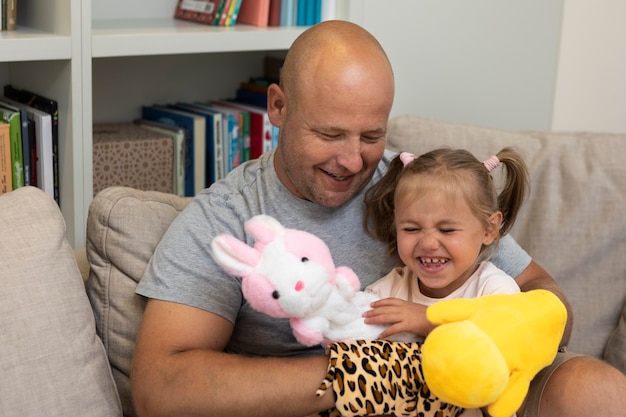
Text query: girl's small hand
363 298 435 338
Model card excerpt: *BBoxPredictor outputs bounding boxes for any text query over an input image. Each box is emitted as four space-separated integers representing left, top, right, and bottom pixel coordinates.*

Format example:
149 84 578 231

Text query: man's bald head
280 20 394 108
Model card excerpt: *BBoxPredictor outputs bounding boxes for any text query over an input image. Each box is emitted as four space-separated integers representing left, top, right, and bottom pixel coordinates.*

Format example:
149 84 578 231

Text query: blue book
170 103 224 185
297 0 307 25
141 106 206 196
235 88 268 108
313 0 321 24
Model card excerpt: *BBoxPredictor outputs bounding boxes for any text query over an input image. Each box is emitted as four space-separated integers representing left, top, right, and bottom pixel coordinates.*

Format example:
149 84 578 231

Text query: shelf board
92 19 308 58
0 27 72 62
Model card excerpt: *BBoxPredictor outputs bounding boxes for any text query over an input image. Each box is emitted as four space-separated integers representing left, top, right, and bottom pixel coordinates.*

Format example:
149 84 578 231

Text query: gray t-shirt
136 149 531 356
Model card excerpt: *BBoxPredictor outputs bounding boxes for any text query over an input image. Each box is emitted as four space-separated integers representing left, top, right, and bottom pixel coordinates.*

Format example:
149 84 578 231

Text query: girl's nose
419 232 440 250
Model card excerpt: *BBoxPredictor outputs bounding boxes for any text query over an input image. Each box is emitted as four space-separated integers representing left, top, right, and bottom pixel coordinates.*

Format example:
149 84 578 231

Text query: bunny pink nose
295 281 304 291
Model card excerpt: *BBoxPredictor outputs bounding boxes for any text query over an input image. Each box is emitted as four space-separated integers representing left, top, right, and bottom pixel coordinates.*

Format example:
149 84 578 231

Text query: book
6 0 16 30
279 0 296 26
26 118 37 187
4 85 60 206
212 100 250 163
0 102 24 189
174 0 220 25
142 106 206 196
297 0 307 25
268 0 281 26
6 103 31 186
221 100 273 159
215 0 232 26
1 97 54 198
224 0 243 26
312 0 321 24
0 122 12 195
236 0 270 27
168 103 224 186
211 0 228 25
235 87 268 108
202 103 243 174
135 119 186 196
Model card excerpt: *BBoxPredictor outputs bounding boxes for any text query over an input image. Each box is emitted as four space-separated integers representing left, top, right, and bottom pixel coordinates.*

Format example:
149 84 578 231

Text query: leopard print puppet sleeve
314 339 464 417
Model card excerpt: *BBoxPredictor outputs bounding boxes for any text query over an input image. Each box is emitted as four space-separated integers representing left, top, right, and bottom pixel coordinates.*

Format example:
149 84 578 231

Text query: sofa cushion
86 186 192 417
0 186 121 416
387 115 626 360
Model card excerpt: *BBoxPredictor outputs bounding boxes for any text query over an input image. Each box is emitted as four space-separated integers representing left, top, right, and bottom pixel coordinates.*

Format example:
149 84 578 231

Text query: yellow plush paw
421 290 567 417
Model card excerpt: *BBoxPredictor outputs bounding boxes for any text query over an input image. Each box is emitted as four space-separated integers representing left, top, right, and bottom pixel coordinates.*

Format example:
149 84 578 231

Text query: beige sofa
1 115 624 417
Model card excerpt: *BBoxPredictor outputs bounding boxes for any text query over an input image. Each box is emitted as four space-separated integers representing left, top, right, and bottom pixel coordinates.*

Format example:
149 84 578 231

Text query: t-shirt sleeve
490 234 532 278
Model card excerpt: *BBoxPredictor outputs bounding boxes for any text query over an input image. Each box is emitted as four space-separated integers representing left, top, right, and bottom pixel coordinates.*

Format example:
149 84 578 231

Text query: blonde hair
365 147 529 258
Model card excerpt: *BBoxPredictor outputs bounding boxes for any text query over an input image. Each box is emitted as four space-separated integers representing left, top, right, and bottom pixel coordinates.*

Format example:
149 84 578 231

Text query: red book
236 0 270 27
174 0 220 25
268 0 281 26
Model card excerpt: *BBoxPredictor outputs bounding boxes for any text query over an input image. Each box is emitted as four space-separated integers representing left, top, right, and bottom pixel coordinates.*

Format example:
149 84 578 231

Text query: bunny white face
253 239 335 317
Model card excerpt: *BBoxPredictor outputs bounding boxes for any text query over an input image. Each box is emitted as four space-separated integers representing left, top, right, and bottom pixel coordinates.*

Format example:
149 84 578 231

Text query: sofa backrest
86 187 192 417
387 115 626 360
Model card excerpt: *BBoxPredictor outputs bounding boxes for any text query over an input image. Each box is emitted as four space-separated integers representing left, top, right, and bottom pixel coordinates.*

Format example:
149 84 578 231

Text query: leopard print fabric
314 340 464 417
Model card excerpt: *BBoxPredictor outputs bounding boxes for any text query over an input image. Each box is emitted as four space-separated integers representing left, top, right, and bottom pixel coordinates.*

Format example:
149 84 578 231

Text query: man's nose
336 138 364 173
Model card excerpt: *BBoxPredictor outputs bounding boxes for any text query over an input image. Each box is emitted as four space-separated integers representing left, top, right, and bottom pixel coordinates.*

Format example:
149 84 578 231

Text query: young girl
363 147 529 343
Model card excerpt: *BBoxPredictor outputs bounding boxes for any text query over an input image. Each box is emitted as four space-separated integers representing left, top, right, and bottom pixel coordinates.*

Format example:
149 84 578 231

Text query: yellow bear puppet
421 289 568 417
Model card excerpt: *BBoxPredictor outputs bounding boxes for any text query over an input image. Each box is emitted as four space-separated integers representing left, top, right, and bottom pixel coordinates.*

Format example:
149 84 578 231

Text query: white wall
351 0 564 131
351 0 625 133
551 1 626 133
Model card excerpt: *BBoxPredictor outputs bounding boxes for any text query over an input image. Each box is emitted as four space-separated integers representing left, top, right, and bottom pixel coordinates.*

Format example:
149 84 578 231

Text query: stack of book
139 98 278 197
175 0 337 27
0 85 58 204
174 0 244 26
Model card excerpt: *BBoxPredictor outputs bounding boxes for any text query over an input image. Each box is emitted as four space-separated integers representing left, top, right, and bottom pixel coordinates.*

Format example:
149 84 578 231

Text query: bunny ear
244 215 286 245
211 234 262 277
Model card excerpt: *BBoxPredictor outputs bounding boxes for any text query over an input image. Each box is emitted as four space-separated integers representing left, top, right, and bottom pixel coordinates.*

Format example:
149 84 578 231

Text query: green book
0 103 24 188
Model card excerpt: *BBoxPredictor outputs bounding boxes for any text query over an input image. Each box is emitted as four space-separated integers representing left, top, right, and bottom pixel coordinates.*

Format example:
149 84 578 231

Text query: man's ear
483 211 503 245
267 83 286 128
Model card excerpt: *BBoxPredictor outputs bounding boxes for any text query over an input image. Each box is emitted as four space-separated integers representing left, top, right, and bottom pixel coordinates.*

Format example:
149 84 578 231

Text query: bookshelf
0 0 358 248
0 0 84 248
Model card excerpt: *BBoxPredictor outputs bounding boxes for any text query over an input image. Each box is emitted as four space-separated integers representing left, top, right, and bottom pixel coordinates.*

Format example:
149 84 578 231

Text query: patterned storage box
93 123 173 196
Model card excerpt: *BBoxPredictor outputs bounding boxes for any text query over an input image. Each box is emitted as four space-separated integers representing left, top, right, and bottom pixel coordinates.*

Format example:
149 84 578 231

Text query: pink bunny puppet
211 215 386 346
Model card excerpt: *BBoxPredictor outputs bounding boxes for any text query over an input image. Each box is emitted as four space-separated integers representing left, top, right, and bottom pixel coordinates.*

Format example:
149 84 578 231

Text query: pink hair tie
399 152 416 167
483 155 500 172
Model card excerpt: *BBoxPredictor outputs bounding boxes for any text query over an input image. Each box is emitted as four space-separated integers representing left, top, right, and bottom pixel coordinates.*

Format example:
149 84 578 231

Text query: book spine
0 110 24 188
18 108 31 185
0 124 12 194
6 0 16 30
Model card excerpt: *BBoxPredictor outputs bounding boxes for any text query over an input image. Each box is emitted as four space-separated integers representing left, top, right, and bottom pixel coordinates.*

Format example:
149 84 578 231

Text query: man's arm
131 299 334 417
514 260 573 345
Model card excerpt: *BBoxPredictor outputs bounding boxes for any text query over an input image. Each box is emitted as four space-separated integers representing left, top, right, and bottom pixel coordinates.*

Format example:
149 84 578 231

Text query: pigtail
364 155 405 254
494 147 529 236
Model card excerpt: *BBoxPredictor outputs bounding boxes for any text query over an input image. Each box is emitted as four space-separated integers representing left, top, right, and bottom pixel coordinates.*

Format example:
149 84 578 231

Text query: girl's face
394 189 501 298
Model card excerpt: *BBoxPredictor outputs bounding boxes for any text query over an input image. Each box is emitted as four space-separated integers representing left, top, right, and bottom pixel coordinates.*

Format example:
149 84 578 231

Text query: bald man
132 21 626 417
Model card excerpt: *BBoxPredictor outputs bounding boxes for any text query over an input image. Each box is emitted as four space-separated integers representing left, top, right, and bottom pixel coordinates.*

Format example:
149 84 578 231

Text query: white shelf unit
0 0 85 248
1 0 359 247
1 0 332 248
